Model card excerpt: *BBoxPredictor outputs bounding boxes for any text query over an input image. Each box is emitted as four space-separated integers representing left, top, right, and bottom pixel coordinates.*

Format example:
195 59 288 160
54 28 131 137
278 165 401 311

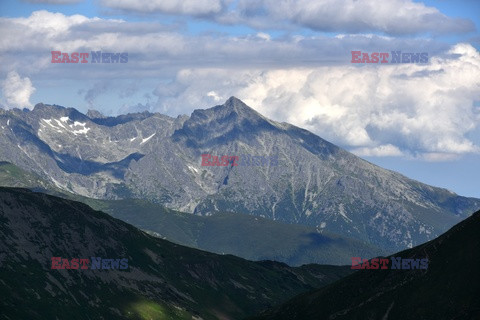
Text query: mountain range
1 97 479 255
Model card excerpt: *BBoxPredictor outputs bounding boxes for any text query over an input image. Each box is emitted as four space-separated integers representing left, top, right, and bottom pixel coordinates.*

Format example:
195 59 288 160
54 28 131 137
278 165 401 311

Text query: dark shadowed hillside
0 187 352 320
251 209 480 319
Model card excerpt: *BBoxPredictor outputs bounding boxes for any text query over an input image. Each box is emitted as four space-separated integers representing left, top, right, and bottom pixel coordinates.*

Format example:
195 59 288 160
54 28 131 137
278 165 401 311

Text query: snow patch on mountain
141 133 156 144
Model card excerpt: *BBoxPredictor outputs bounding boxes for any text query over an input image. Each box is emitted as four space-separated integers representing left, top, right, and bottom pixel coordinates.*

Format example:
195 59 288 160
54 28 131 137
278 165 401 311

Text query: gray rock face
0 97 478 252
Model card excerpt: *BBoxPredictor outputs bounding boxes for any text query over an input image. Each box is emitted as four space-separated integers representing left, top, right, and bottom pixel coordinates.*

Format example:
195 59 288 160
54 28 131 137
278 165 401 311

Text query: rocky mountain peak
30 103 89 124
170 97 279 148
187 97 269 125
86 109 106 119
223 96 264 118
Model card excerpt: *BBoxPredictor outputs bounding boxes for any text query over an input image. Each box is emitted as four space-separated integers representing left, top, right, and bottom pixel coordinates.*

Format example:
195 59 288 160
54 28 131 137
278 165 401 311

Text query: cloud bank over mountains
145 43 480 159
0 2 479 160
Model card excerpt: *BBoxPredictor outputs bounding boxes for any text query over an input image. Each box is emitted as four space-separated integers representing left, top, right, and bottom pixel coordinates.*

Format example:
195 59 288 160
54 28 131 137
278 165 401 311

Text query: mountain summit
0 98 478 252
221 96 266 119
173 96 279 147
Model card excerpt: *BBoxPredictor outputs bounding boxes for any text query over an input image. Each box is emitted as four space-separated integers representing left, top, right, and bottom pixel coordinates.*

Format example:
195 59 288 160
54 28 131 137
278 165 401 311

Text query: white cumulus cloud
1 71 36 109
351 145 404 157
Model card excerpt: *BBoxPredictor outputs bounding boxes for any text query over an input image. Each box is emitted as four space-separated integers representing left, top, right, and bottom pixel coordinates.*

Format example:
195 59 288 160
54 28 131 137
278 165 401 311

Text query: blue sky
0 0 479 197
